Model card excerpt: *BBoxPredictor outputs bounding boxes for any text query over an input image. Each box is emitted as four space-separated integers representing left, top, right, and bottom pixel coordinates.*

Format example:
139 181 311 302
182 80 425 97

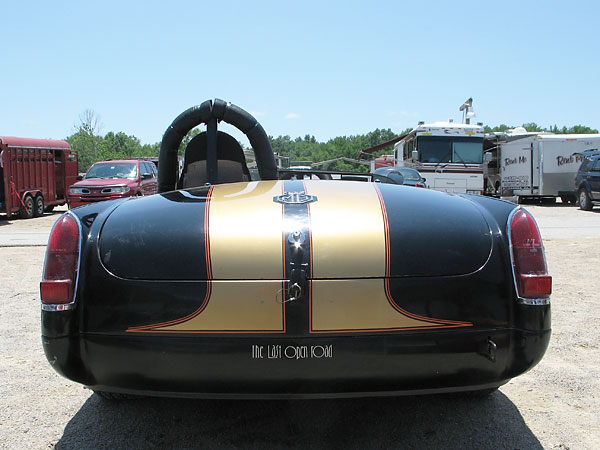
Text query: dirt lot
1 203 599 449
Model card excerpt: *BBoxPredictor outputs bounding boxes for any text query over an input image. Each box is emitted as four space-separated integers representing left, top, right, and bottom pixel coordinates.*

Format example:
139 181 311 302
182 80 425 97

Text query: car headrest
178 131 251 188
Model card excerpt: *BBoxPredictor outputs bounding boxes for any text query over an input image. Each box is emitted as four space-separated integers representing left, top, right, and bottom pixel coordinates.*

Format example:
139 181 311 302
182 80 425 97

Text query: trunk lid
98 180 492 281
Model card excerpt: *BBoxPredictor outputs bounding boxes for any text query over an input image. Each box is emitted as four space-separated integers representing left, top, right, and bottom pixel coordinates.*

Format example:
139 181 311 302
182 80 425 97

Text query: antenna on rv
459 98 474 124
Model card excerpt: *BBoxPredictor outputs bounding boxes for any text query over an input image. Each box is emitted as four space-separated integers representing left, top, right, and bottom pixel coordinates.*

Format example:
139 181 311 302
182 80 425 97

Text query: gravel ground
0 203 599 449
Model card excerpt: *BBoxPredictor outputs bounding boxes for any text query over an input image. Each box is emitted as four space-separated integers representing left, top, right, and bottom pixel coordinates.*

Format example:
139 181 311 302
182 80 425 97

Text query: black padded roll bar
158 99 277 193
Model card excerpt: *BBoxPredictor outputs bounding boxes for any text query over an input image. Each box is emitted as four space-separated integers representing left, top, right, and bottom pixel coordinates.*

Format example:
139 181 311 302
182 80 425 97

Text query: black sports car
41 99 551 399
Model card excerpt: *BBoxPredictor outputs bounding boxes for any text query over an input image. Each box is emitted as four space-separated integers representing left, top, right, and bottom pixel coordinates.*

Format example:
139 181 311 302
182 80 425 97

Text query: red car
68 160 157 209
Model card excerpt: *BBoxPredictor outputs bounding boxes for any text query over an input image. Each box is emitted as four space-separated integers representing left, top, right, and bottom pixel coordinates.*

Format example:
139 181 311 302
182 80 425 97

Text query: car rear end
41 181 551 398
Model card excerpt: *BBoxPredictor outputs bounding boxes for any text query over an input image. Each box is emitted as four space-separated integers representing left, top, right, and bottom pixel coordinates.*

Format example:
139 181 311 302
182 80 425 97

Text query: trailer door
54 150 64 201
500 139 534 196
531 141 538 194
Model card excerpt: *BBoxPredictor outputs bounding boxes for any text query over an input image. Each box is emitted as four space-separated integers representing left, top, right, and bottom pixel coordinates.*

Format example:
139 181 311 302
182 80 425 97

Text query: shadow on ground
0 208 63 225
55 391 542 450
0 215 12 226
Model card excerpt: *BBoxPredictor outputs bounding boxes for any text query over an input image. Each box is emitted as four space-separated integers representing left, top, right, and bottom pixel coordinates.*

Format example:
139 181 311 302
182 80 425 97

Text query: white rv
393 121 485 195
484 130 600 202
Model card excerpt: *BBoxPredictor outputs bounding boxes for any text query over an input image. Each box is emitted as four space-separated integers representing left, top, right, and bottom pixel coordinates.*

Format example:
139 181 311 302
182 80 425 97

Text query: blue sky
2 0 598 146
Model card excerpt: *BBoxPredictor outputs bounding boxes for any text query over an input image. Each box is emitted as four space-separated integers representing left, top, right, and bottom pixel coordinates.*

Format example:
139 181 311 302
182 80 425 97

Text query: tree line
484 123 598 134
66 110 598 173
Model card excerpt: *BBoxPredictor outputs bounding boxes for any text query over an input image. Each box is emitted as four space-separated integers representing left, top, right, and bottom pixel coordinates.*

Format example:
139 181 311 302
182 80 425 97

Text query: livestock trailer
0 136 78 218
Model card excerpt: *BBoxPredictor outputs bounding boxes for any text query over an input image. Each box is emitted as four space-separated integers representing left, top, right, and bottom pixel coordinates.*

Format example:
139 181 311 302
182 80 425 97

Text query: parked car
575 151 600 210
373 166 427 187
41 99 551 399
67 159 158 208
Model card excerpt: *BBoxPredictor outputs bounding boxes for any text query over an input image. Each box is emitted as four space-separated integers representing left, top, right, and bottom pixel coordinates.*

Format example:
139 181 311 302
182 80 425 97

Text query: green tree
550 124 598 134
522 123 545 132
268 128 404 172
66 109 103 172
98 132 143 160
484 123 599 135
484 124 513 133
67 109 164 172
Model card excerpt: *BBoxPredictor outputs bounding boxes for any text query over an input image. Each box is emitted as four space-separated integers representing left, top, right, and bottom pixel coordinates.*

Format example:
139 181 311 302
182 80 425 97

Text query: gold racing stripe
209 181 284 280
304 180 386 279
139 181 285 333
305 181 470 332
310 279 457 332
151 281 285 332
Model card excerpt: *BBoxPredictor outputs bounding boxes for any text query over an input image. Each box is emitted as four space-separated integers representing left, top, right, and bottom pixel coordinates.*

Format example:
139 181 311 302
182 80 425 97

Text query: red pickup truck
67 159 158 209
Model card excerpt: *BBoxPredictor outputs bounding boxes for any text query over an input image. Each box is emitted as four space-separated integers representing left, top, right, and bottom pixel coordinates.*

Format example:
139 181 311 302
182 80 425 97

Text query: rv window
416 136 483 164
405 140 414 160
417 137 451 163
452 141 483 164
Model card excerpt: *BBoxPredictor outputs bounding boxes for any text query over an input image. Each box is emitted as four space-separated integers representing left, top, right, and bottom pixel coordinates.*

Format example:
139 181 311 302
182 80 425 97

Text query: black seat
178 131 251 188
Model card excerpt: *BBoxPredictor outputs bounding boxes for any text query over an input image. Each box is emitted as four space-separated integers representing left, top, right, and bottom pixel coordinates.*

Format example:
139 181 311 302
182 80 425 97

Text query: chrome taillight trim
507 207 551 305
517 297 551 306
40 211 83 311
42 302 76 311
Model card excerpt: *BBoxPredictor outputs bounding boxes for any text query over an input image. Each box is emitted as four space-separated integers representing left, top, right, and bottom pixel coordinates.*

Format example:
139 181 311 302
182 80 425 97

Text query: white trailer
485 130 600 202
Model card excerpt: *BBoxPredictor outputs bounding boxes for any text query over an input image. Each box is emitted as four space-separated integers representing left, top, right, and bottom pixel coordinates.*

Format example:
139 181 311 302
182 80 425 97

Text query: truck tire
19 196 35 219
34 195 45 217
579 189 592 211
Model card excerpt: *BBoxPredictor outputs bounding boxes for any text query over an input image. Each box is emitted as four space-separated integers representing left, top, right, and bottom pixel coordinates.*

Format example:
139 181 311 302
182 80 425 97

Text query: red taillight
40 214 80 305
509 209 552 299
40 280 73 303
416 182 424 188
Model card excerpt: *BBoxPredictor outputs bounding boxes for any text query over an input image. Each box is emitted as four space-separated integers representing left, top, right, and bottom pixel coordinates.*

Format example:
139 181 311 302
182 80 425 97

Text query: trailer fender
21 190 41 205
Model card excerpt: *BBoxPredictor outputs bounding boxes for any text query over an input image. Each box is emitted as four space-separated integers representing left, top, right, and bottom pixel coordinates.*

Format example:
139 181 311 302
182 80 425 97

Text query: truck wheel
19 196 35 219
34 195 45 217
579 189 592 211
